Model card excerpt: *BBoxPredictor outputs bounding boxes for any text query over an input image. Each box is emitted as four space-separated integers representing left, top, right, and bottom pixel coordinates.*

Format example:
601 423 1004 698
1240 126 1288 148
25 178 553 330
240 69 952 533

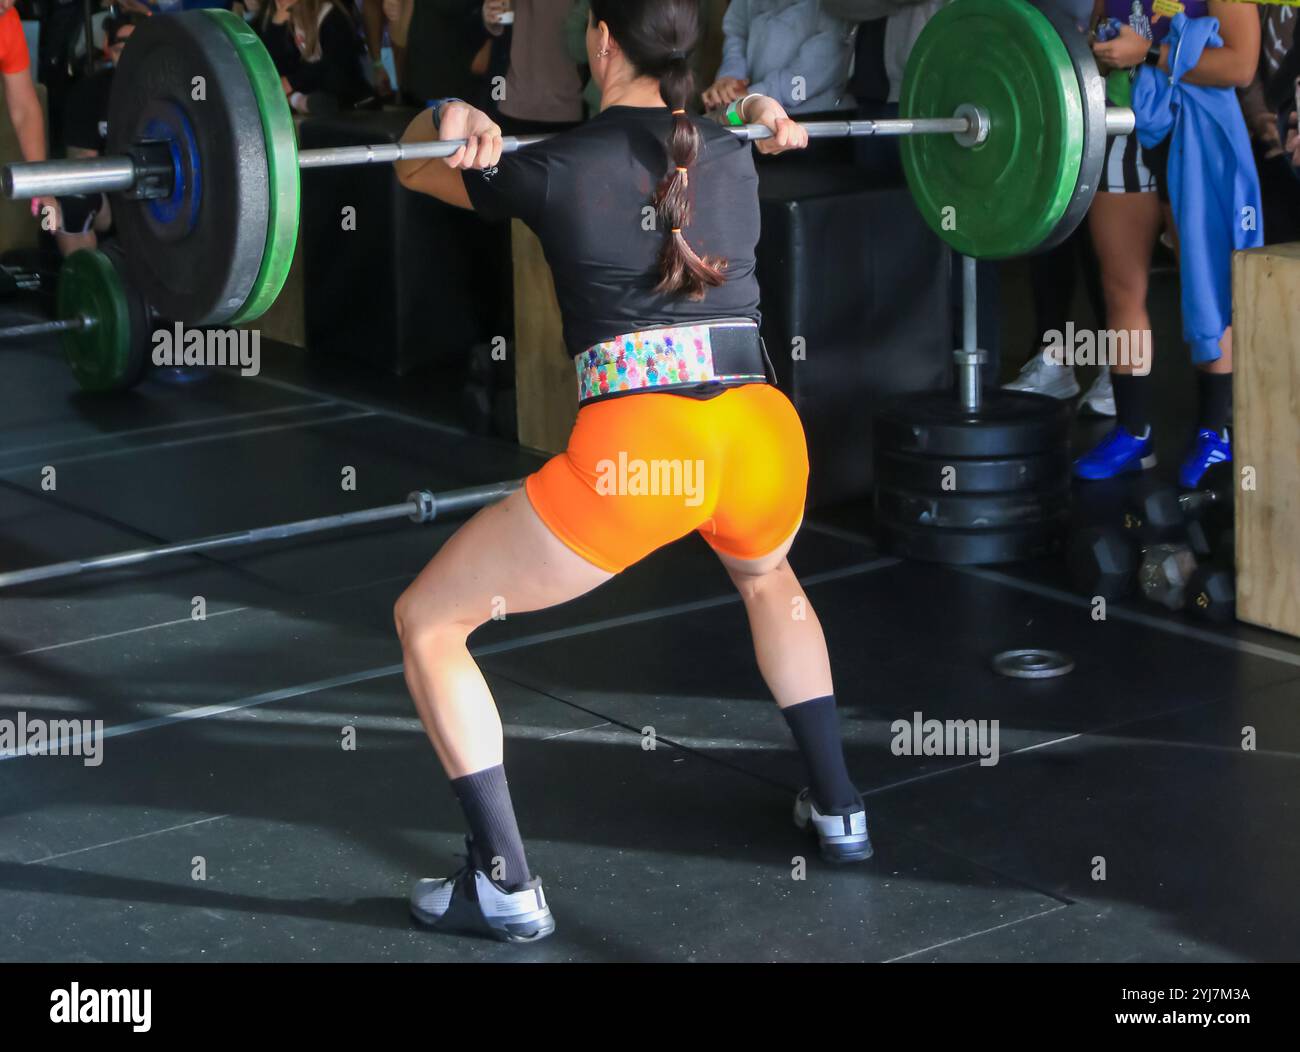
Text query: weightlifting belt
577 318 773 407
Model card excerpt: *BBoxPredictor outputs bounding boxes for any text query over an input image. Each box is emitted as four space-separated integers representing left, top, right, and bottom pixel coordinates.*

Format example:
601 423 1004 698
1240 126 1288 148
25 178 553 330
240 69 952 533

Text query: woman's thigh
398 487 614 633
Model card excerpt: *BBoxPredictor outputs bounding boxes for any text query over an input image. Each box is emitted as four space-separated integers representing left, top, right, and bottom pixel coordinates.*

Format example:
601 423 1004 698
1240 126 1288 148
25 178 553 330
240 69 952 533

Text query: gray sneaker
410 840 554 943
1080 368 1116 417
793 788 873 864
1004 354 1081 400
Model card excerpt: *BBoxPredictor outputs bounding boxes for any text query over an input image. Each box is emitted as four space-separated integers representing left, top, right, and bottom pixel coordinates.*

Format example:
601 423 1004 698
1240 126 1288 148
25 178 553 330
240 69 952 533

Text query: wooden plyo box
1232 243 1300 639
511 219 576 454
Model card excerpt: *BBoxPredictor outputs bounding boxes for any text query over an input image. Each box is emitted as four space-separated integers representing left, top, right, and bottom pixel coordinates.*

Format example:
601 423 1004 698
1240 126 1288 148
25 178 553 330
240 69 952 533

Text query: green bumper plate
900 0 1084 260
58 249 138 392
204 8 300 325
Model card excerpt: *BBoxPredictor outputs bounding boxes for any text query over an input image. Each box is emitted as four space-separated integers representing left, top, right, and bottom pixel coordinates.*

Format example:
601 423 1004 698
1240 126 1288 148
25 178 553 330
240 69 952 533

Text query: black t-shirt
464 106 762 359
63 68 114 153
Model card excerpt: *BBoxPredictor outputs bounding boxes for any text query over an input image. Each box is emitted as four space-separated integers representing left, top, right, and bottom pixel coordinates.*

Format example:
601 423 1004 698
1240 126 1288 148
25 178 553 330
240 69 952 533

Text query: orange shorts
525 383 809 574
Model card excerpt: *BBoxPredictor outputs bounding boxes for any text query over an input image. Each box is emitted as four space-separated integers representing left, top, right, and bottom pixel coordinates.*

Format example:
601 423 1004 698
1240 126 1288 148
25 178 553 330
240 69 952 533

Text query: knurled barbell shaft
0 478 523 589
4 117 973 196
2 108 1136 200
0 316 90 340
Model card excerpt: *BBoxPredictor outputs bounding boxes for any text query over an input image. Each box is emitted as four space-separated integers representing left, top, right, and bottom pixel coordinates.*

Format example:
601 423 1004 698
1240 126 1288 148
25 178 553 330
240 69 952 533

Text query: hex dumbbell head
1068 525 1137 600
1138 544 1199 610
1121 482 1185 543
1186 565 1236 622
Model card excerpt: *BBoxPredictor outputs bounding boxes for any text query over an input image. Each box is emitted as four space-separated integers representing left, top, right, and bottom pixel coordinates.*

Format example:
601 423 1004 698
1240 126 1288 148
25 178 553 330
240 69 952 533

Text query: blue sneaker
1073 425 1157 481
1179 429 1231 490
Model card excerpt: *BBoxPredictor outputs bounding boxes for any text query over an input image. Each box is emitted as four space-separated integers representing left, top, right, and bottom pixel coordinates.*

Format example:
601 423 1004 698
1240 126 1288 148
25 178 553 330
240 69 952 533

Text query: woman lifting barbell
390 0 870 943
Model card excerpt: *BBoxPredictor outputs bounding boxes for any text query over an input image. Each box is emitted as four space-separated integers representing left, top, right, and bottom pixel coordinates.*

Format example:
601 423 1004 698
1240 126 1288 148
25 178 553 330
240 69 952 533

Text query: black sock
1110 373 1151 438
1197 372 1232 435
450 765 532 891
781 695 861 814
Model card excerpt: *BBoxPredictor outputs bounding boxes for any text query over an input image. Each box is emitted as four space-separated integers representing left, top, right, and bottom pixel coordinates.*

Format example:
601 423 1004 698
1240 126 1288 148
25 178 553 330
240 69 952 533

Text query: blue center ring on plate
140 101 202 237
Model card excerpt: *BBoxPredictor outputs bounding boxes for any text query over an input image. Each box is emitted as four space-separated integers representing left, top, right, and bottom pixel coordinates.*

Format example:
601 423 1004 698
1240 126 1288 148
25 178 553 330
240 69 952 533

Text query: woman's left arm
1094 3 1259 90
1176 2 1260 89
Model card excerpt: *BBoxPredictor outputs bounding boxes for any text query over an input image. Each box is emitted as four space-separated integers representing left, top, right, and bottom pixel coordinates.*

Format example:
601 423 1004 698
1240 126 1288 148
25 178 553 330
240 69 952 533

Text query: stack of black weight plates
873 390 1073 565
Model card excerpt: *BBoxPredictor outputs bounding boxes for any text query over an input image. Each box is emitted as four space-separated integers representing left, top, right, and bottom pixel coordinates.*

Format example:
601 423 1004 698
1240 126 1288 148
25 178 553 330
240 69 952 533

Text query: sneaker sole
818 840 875 864
410 901 556 944
1074 451 1157 480
794 811 874 865
1005 383 1081 401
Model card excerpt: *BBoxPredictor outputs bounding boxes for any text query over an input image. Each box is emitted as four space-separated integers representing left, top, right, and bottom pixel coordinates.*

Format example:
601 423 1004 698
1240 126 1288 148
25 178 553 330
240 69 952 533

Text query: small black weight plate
875 485 1071 531
875 448 1070 494
874 389 1072 459
107 11 270 324
1035 7 1108 253
876 515 1068 565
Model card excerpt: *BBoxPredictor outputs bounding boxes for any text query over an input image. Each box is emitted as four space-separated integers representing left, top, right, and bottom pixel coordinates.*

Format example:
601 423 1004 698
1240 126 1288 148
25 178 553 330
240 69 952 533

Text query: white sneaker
1003 354 1081 400
1081 368 1116 417
793 788 873 864
410 838 554 943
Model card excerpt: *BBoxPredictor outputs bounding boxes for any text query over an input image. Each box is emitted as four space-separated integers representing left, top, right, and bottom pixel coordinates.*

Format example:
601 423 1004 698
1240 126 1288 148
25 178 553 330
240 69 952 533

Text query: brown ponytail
591 0 726 300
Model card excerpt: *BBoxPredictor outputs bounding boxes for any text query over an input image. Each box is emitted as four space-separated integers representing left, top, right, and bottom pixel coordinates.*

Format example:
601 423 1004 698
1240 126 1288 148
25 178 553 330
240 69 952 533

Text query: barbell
0 479 523 589
0 1 1134 391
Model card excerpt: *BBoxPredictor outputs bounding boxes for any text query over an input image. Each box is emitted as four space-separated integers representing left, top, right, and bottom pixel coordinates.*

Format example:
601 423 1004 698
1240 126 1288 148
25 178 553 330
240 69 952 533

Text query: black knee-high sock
781 695 861 814
1197 371 1232 434
450 765 532 891
1111 373 1152 438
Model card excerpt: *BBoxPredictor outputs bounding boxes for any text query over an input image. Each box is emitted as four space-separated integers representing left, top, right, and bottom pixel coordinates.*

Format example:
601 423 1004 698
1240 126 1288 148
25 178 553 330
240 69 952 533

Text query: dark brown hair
590 0 726 299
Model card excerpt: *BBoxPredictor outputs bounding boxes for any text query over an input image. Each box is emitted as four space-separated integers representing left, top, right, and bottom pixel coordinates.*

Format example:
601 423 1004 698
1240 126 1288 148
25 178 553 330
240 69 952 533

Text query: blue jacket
1132 13 1264 364
717 0 857 114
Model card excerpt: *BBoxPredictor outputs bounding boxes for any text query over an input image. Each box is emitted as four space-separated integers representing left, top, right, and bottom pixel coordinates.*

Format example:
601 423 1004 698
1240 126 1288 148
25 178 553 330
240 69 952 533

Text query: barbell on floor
0 2 1133 387
0 316 88 340
0 479 522 590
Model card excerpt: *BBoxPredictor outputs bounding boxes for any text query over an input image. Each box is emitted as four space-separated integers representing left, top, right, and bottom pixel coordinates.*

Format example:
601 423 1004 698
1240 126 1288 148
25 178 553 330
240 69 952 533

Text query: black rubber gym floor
2 309 1298 963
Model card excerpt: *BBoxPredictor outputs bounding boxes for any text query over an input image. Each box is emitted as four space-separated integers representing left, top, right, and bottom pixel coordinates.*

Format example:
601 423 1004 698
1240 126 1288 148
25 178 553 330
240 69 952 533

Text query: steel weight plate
991 649 1075 679
107 11 270 324
899 0 1085 259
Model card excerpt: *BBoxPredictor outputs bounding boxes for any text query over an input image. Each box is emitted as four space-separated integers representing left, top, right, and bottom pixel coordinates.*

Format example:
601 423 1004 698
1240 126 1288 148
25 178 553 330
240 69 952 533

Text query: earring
597 48 611 57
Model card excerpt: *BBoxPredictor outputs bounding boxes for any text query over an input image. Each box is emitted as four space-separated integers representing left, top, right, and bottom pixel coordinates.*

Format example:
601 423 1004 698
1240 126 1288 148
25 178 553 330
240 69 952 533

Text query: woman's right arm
395 102 503 209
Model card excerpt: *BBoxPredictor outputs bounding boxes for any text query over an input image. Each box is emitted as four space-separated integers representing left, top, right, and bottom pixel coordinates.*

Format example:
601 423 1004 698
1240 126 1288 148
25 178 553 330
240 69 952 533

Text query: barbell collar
4 155 137 199
1106 107 1136 137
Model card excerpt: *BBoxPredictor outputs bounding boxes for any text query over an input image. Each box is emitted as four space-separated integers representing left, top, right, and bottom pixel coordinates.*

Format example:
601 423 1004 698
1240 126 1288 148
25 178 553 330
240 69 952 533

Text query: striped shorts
1101 133 1168 199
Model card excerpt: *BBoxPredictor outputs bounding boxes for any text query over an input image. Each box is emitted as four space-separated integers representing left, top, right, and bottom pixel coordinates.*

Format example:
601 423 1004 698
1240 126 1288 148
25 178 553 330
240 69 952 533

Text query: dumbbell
1068 525 1138 600
1068 526 1200 609
1185 563 1236 622
1137 543 1200 610
1119 482 1229 557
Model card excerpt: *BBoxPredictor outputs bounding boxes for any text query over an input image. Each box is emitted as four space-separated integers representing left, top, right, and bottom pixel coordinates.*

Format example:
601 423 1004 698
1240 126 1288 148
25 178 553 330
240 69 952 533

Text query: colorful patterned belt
576 319 771 407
